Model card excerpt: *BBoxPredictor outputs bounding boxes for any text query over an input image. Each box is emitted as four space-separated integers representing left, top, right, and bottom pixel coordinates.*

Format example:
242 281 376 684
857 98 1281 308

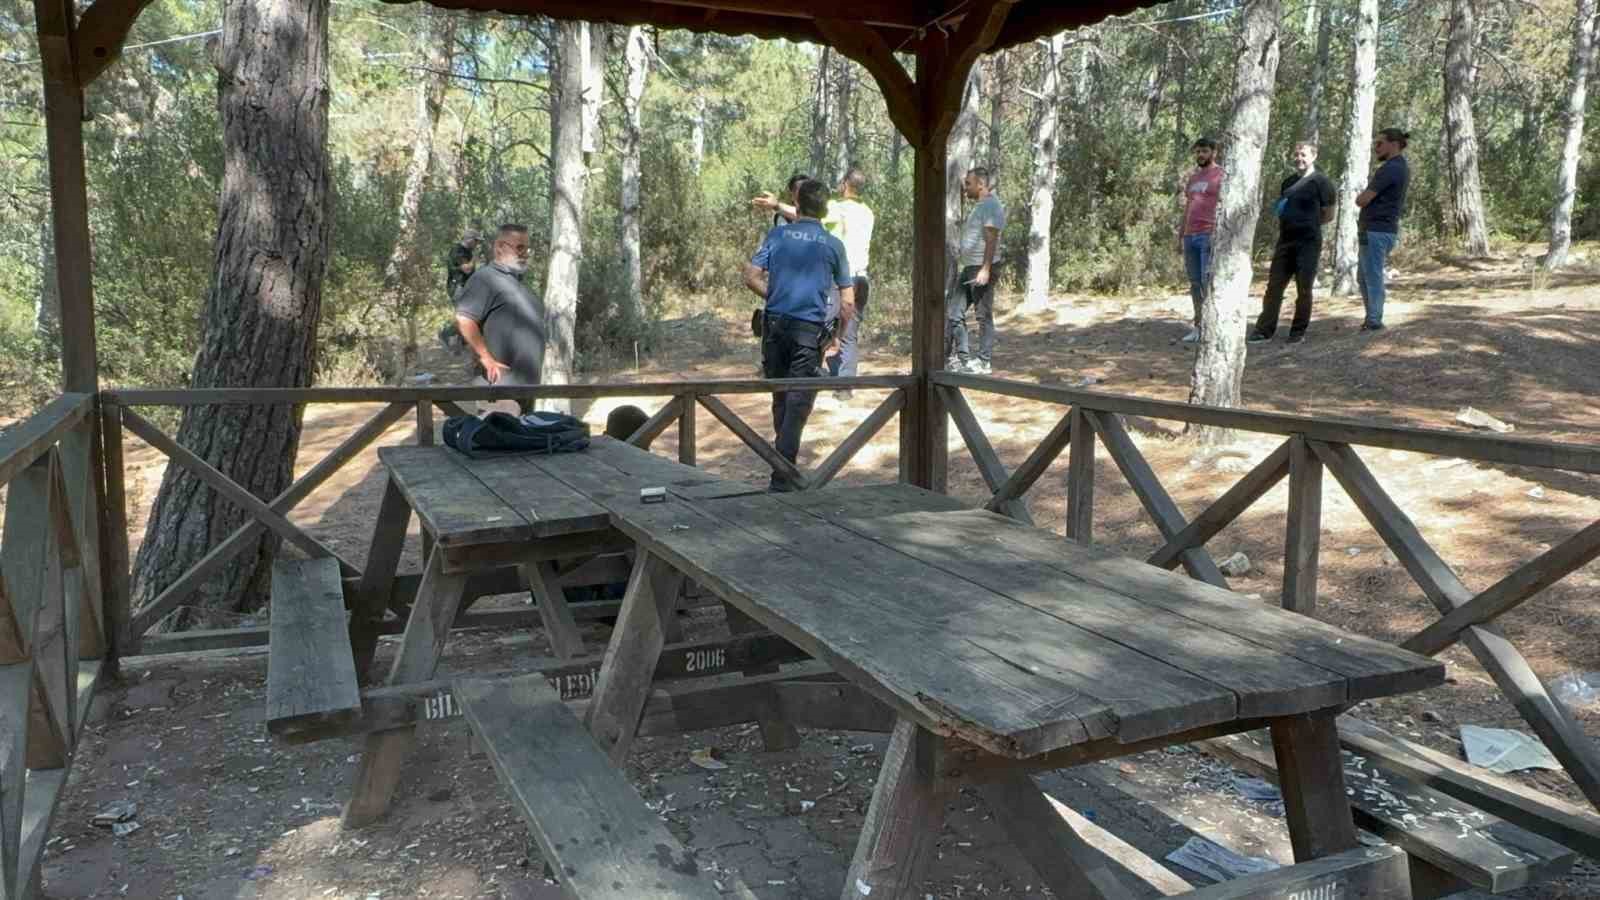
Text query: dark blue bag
442 411 591 458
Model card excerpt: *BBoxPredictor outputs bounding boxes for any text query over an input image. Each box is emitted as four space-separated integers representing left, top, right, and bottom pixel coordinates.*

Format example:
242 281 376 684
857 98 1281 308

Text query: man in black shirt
438 230 480 348
1249 143 1335 344
454 224 544 413
1355 128 1410 331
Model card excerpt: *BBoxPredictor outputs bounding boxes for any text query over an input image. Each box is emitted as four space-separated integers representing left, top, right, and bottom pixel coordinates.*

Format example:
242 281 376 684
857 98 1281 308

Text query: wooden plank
118 408 358 572
104 376 919 407
899 505 1444 702
1271 710 1360 861
1146 439 1291 570
1337 716 1600 860
417 400 436 567
5 456 72 767
377 445 531 548
678 391 697 466
0 663 29 894
938 383 1033 523
695 393 809 490
531 454 1119 757
1404 516 1600 657
797 493 1350 721
984 409 1073 513
585 552 682 765
976 773 1138 899
97 401 133 666
14 768 67 900
57 418 102 663
455 675 728 898
929 371 1600 476
1087 409 1228 586
522 560 586 660
453 454 611 539
0 571 25 666
1066 406 1095 543
350 477 411 680
128 400 412 637
434 399 471 418
441 530 631 574
1205 730 1576 892
810 388 904 489
1313 439 1600 809
843 718 955 900
0 393 91 489
626 397 682 449
1282 436 1323 615
266 558 361 735
1180 845 1412 900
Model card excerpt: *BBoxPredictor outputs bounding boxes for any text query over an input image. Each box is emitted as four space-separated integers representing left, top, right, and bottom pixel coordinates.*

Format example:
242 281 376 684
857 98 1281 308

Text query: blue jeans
1358 231 1398 326
1182 233 1212 325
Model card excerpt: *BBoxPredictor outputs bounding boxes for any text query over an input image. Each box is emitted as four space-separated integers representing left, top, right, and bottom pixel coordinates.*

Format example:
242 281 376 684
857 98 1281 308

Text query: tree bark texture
987 51 1006 184
382 7 454 368
543 20 588 412
35 165 59 348
620 26 648 321
1332 0 1377 295
1443 0 1490 256
833 50 854 183
1546 0 1599 269
1189 0 1282 446
132 0 332 626
1302 0 1333 145
944 67 983 290
1023 35 1064 311
810 46 833 180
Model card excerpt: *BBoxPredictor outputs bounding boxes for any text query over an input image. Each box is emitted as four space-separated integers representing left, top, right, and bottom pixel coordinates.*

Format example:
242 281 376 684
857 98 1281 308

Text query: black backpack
443 411 591 459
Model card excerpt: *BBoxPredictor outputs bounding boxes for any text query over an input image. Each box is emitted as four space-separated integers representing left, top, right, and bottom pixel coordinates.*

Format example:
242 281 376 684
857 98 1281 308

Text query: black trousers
1254 235 1321 338
762 314 824 490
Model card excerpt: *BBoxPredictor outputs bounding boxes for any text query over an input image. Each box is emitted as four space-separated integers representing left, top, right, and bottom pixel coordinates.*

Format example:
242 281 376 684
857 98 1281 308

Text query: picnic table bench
270 435 1545 899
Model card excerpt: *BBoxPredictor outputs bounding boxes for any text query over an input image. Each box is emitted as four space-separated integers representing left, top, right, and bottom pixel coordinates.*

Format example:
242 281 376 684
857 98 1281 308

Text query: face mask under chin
502 260 528 276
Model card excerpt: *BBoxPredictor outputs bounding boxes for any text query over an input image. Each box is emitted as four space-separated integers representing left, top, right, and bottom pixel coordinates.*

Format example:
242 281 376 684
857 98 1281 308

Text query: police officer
741 179 854 492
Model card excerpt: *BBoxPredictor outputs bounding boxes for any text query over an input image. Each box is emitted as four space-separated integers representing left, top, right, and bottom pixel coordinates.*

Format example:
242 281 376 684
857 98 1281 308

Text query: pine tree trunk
1189 0 1282 446
35 168 59 348
1546 0 1599 269
988 51 1006 179
889 129 903 180
1303 0 1333 144
1023 35 1064 311
810 47 832 179
944 67 983 290
132 0 331 628
620 26 648 321
1444 0 1490 256
382 7 454 372
833 51 853 183
1332 0 1378 295
543 21 588 413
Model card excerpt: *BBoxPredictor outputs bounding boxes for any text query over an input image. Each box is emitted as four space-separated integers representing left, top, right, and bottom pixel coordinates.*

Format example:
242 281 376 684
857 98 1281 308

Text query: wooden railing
0 391 109 897
100 377 916 656
935 370 1600 817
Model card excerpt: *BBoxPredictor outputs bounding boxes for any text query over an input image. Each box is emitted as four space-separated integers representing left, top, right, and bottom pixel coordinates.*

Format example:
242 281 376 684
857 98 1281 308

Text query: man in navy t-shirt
1355 128 1410 331
742 179 854 492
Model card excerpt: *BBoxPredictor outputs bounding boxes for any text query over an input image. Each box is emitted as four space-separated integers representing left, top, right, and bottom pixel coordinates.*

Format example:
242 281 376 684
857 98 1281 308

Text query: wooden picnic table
343 436 1445 899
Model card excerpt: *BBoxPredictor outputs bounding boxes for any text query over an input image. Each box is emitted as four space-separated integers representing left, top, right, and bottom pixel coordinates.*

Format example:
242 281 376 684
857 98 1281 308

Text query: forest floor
39 247 1600 898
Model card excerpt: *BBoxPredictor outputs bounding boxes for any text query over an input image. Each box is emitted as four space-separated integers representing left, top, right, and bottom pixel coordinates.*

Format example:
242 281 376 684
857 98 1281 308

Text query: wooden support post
977 772 1137 899
843 717 955 900
1066 406 1095 543
98 401 132 670
907 101 948 493
1282 436 1323 615
678 391 697 466
416 400 435 567
521 560 585 660
350 477 411 681
585 551 683 766
1271 709 1360 862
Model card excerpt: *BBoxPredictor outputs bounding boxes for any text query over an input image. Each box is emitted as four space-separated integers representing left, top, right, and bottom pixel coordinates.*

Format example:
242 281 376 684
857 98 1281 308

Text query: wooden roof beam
816 18 923 147
920 0 1017 142
648 0 927 30
74 0 159 86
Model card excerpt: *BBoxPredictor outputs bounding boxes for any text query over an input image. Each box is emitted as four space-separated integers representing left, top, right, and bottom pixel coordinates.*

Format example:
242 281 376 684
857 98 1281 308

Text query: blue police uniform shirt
751 219 851 324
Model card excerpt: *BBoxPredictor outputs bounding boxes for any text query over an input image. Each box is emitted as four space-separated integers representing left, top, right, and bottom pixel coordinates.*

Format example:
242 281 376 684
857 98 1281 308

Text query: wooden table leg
350 475 411 683
976 772 1137 900
585 550 683 766
722 599 802 751
343 545 467 828
1271 708 1360 862
521 559 585 659
842 717 954 900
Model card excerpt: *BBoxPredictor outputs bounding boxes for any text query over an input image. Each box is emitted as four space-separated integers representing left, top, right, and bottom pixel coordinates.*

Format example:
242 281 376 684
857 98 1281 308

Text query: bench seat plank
1179 845 1411 900
266 557 361 736
454 675 727 898
378 446 530 547
1202 730 1575 893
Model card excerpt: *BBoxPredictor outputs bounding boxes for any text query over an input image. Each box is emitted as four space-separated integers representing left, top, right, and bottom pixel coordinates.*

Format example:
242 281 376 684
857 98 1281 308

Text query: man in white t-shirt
820 168 875 391
946 167 1005 374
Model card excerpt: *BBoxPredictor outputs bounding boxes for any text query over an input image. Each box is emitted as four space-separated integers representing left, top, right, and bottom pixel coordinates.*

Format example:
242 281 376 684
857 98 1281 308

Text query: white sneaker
969 359 992 375
1181 327 1200 343
946 356 964 371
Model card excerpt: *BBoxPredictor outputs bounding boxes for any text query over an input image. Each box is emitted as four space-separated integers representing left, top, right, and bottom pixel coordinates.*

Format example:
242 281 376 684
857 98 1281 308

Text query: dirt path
43 258 1600 897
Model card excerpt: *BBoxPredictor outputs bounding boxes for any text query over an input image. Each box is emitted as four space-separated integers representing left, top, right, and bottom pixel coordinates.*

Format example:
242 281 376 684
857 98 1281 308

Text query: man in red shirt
1178 137 1224 343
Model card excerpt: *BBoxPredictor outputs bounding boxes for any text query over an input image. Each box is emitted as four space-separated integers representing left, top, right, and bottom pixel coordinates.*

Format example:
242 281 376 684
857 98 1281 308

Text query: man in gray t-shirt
454 224 546 409
946 167 1005 375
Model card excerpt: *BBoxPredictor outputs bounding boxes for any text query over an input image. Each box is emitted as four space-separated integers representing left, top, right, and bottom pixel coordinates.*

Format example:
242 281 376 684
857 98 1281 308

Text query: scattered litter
800 800 815 812
90 801 138 827
1421 709 1446 725
1232 776 1281 803
1217 552 1251 577
245 865 274 881
849 743 875 754
1456 406 1514 433
1551 672 1600 709
1460 725 1562 774
1165 835 1280 882
112 821 141 838
1072 375 1102 388
224 847 242 857
670 524 691 532
1526 486 1547 500
408 373 435 385
689 748 728 771
1345 547 1363 557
